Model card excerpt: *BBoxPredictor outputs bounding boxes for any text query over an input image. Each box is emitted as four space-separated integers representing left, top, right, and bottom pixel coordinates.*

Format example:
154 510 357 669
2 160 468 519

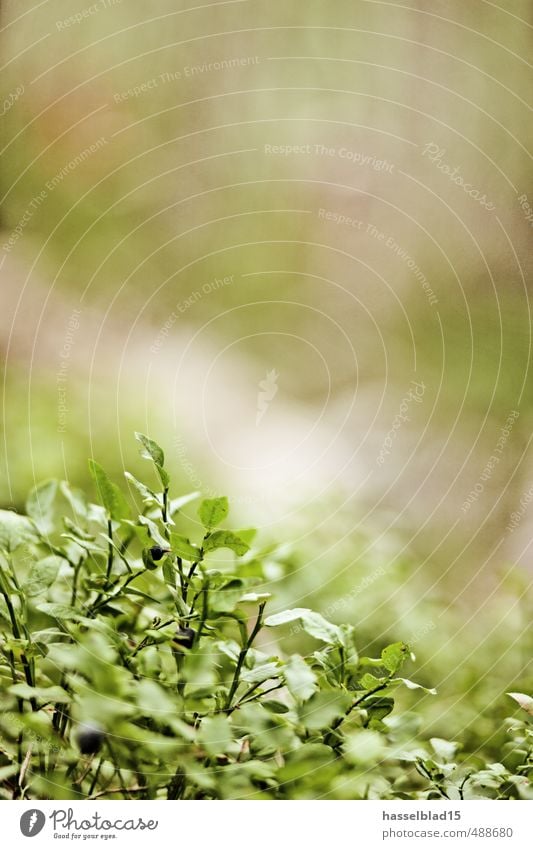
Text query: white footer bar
6 800 533 849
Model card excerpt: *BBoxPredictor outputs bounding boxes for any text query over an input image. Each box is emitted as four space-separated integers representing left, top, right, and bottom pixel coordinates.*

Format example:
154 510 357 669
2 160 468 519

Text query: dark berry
149 546 166 561
173 627 195 649
76 723 105 755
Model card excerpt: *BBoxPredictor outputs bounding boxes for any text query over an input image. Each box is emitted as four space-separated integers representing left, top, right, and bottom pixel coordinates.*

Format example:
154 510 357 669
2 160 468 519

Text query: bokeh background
1 0 532 748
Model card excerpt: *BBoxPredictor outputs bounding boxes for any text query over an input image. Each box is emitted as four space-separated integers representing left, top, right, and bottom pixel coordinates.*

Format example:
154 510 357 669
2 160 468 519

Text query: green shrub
0 434 531 800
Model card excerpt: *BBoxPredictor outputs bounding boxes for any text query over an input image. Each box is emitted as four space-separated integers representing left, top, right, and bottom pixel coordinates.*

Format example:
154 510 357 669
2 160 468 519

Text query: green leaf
233 527 257 545
31 628 68 645
284 655 317 701
135 432 165 467
88 460 130 520
167 492 201 515
507 692 533 717
143 545 165 571
360 672 384 690
264 608 306 627
216 640 241 662
182 648 217 697
262 699 289 714
344 729 385 765
60 480 89 517
198 497 229 529
136 680 177 715
381 642 410 674
62 517 94 541
138 515 168 548
365 696 395 724
239 592 272 603
26 556 65 597
26 480 57 534
203 530 249 556
393 677 437 695
359 656 385 668
61 534 104 554
0 509 35 552
299 610 342 644
124 472 159 505
299 691 351 731
9 683 71 703
36 603 82 621
198 715 232 756
169 532 199 561
122 587 161 604
145 627 175 644
0 765 18 782
135 434 168 489
87 502 106 524
241 662 281 685
430 738 459 762
209 578 246 613
265 608 342 645
162 558 176 589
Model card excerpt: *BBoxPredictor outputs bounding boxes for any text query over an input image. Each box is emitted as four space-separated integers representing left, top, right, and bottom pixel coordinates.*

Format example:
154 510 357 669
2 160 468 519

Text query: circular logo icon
20 810 46 837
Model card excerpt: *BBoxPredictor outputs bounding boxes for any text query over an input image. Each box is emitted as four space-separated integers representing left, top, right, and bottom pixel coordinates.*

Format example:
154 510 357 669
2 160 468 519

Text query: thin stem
183 556 202 603
52 675 70 733
188 588 201 616
14 727 23 798
118 529 136 557
130 618 175 659
415 760 450 800
70 560 81 606
224 602 266 710
87 757 103 797
176 557 185 597
71 755 96 792
105 518 114 586
106 538 132 573
183 536 208 602
89 520 122 612
231 681 283 711
18 743 33 794
195 580 209 645
225 651 247 711
0 584 21 640
458 773 472 801
167 766 186 800
162 488 169 524
7 647 25 797
59 705 70 738
105 741 130 799
90 568 145 615
232 680 262 705
331 681 390 731
175 652 185 697
0 581 37 709
338 646 345 684
89 784 149 800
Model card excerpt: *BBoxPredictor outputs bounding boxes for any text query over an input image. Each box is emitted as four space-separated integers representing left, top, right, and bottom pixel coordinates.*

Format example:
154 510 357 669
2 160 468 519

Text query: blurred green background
1 0 532 744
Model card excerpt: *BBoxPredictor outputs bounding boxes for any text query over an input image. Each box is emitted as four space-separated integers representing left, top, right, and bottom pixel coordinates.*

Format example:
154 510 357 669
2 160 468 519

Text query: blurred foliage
0 434 531 800
269 502 533 754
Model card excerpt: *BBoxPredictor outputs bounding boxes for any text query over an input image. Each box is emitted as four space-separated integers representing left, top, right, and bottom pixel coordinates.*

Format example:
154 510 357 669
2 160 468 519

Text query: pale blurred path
2 245 532 575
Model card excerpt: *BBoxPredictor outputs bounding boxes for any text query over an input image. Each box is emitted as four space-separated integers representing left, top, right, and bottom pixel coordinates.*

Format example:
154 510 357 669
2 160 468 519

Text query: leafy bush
265 515 533 761
0 434 531 800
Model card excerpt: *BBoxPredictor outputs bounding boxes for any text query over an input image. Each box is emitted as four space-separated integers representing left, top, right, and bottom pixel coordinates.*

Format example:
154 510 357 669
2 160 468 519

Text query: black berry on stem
76 723 105 755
